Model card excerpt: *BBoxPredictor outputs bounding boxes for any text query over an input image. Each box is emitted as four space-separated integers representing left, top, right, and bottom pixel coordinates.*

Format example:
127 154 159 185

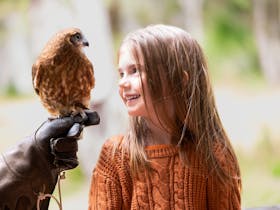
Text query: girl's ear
183 71 189 87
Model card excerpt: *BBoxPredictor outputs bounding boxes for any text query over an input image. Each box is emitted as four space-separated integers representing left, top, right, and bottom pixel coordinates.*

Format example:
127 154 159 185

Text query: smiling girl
89 24 241 210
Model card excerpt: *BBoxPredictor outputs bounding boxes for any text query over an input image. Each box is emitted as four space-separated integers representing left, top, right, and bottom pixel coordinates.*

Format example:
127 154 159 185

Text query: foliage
272 162 280 178
53 166 85 197
106 0 264 86
0 0 30 18
203 0 262 85
135 0 181 25
0 0 30 45
4 80 19 97
238 127 280 207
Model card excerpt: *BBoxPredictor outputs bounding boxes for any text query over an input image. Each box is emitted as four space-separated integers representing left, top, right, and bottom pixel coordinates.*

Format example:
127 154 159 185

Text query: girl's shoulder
212 140 240 176
99 134 128 160
213 140 236 161
94 135 129 178
101 134 125 152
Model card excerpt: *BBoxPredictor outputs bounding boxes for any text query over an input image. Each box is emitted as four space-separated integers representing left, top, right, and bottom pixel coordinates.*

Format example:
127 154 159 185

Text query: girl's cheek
133 76 143 90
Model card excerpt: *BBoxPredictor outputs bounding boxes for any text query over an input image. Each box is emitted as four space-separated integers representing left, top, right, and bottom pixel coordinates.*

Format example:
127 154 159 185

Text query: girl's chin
127 111 140 116
126 109 144 117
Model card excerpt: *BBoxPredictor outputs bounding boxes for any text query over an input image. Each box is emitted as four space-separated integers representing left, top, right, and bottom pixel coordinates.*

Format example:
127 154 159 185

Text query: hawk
32 28 95 119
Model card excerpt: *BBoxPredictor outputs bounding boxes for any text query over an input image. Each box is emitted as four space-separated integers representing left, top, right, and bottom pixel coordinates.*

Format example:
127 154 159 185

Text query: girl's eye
119 72 124 78
131 68 138 74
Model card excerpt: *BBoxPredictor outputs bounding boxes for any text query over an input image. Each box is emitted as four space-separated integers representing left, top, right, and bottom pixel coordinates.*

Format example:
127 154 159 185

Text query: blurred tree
104 0 263 85
106 0 120 33
0 0 30 18
178 0 204 43
253 0 280 85
105 0 182 38
0 0 31 95
203 0 261 84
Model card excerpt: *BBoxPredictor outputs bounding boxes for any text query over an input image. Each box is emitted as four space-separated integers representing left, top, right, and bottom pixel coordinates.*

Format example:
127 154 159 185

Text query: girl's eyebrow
118 64 137 72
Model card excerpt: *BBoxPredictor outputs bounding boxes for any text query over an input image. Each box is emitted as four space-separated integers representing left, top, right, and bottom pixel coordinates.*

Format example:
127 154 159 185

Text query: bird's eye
70 33 82 45
75 33 81 40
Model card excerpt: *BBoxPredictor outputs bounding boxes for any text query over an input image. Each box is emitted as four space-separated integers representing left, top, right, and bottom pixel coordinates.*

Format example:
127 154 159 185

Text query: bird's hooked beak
82 37 89 47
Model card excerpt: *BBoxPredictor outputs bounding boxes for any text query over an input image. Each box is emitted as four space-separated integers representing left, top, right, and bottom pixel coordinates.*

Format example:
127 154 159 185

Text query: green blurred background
0 0 280 209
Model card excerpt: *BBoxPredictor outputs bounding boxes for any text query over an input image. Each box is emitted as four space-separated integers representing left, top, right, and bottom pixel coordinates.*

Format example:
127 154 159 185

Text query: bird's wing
31 62 44 95
86 62 95 89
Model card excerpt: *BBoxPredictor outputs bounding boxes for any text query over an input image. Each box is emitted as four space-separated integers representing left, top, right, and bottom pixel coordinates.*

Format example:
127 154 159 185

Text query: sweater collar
145 144 178 158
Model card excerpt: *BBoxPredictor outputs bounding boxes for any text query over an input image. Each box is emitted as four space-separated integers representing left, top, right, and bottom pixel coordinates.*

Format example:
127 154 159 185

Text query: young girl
89 24 241 209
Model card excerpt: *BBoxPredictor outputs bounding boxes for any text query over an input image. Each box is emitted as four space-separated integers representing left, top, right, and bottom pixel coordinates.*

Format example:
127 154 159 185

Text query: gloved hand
34 110 100 171
0 110 100 210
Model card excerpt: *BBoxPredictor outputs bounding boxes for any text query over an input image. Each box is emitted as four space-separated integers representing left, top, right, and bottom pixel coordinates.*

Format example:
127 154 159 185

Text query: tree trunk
179 0 204 43
253 0 280 85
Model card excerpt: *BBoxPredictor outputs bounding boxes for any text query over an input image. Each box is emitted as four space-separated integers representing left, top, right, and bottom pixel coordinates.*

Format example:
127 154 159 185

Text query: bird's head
66 28 89 48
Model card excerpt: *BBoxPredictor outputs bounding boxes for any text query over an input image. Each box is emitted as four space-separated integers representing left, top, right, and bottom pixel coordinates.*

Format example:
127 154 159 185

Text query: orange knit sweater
89 135 241 210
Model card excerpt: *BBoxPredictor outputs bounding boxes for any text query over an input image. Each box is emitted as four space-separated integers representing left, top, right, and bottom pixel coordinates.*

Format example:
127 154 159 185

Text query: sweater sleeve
88 137 124 210
206 143 241 210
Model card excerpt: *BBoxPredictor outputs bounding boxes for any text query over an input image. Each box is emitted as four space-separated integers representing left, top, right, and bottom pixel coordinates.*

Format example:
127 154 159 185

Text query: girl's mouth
126 94 140 101
124 94 141 105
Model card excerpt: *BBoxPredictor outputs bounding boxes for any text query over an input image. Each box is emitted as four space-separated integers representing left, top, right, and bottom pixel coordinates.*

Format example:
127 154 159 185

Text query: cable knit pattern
89 135 241 210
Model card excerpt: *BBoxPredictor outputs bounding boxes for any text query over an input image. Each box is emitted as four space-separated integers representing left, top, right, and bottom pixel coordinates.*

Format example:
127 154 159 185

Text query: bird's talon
80 111 88 122
48 116 58 121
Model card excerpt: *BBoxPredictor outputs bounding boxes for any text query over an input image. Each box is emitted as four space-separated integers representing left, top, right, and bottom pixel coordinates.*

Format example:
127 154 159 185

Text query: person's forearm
0 136 58 209
0 110 99 209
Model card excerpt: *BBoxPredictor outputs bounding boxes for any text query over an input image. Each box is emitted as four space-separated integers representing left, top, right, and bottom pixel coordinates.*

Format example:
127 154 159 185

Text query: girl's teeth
127 95 139 100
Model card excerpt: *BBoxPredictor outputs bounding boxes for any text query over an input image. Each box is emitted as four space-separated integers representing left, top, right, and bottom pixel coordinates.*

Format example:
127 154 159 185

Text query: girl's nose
118 76 130 88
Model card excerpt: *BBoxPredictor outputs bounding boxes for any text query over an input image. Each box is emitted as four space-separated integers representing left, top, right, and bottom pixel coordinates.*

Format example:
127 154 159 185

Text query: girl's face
118 45 152 118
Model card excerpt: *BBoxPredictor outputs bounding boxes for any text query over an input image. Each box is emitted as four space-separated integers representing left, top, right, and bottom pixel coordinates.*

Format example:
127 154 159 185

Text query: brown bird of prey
32 28 95 119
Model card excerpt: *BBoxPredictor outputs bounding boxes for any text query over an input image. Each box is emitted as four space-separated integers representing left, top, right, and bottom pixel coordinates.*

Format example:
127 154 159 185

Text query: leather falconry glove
0 110 100 210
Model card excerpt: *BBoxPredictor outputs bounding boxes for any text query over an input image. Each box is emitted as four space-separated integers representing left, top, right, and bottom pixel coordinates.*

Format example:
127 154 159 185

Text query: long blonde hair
119 24 240 183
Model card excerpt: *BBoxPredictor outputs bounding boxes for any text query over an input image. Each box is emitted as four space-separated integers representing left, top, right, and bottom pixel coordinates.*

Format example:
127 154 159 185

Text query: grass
48 166 88 209
51 166 86 197
238 130 280 208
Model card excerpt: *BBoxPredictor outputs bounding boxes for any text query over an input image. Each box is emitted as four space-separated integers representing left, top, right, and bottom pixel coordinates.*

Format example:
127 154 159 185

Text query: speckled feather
32 28 95 117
